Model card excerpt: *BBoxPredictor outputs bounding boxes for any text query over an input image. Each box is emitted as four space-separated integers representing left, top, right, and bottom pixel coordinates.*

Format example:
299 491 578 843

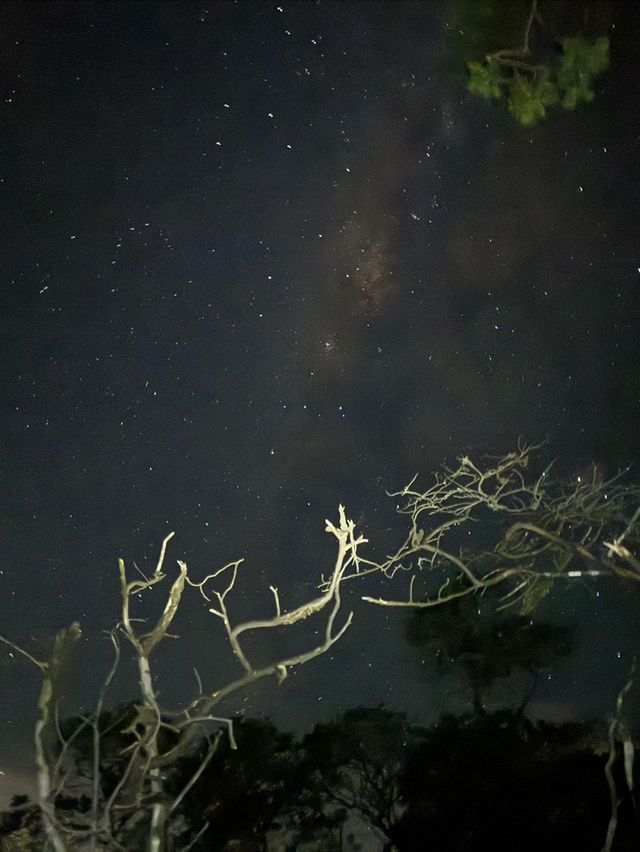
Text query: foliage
7 705 635 851
558 35 610 110
463 0 610 125
506 66 559 126
301 707 413 847
396 710 614 851
406 602 571 715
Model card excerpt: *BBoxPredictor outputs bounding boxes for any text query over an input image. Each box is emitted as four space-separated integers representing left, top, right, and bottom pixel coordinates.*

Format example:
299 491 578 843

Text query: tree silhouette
301 707 413 849
395 710 614 852
3 703 639 851
406 599 571 715
178 716 320 852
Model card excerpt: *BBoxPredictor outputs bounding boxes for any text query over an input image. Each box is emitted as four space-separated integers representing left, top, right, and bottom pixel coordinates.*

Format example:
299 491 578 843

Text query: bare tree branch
4 445 639 850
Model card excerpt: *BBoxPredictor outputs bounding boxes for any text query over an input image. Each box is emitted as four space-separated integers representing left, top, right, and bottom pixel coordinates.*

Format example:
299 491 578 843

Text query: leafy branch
466 0 610 125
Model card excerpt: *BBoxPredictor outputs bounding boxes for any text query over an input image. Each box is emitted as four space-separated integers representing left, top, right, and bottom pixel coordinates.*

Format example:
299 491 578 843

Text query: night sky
2 0 640 807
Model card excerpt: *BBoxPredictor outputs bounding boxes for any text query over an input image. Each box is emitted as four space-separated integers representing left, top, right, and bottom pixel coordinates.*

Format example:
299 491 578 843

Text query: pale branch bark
0 623 82 852
116 531 188 852
3 507 362 850
340 441 640 613
602 659 638 852
158 506 358 765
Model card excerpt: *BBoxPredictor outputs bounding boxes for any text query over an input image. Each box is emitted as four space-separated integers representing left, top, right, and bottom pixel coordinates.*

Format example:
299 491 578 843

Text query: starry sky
2 0 640 806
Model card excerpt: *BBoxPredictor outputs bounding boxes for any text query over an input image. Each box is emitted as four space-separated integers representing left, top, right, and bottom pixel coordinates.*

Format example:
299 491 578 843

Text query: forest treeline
2 702 637 851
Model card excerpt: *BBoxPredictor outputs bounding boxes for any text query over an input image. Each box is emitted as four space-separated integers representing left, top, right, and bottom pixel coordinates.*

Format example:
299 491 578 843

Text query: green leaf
534 69 559 107
558 36 609 110
467 61 503 99
562 83 594 110
507 73 547 126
